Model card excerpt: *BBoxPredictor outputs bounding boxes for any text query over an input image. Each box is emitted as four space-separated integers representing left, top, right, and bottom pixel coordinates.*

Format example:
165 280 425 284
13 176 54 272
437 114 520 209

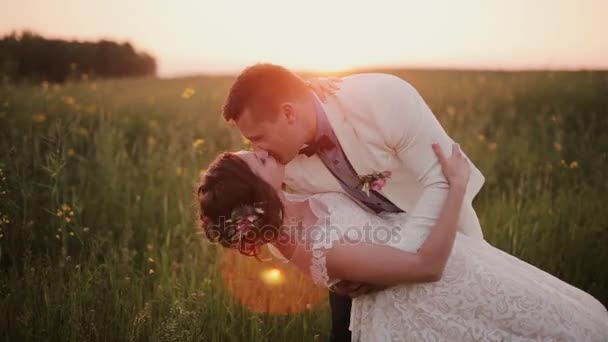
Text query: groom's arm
370 74 484 237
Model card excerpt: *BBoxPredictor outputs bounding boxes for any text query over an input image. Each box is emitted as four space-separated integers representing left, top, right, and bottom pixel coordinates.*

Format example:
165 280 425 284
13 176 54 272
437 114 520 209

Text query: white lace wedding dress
302 192 608 342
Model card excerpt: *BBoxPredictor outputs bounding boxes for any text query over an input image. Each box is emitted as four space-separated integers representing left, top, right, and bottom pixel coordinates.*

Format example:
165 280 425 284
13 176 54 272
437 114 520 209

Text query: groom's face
235 104 304 164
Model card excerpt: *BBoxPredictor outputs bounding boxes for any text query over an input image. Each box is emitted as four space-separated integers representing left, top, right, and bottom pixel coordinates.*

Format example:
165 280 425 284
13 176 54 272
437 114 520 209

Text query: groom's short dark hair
222 63 309 121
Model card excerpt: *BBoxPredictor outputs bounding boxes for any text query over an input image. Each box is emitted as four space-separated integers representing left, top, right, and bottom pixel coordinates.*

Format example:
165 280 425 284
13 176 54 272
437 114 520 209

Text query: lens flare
220 246 327 314
261 268 284 285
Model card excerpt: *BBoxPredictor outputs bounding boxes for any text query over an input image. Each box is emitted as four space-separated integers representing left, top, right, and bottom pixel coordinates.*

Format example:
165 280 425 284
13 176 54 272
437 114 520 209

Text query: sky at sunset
2 0 607 77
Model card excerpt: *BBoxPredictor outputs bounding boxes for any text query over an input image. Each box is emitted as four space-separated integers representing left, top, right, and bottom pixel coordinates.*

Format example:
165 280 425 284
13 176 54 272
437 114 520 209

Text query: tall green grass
1 70 607 341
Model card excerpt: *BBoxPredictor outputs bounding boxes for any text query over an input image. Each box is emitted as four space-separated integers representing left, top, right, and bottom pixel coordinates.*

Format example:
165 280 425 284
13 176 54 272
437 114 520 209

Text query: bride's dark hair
195 152 284 258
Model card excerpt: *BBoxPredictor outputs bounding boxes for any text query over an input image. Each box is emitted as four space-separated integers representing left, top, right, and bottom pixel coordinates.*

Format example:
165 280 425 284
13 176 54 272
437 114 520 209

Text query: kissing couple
196 64 608 341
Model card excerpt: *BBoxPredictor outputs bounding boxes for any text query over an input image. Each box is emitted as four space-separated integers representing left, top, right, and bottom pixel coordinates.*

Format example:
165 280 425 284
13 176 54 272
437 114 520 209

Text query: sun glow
220 248 326 314
261 268 284 285
2 0 607 76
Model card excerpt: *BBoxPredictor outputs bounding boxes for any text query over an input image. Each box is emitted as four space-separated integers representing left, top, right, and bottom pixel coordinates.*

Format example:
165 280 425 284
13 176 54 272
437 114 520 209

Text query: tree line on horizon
0 31 157 83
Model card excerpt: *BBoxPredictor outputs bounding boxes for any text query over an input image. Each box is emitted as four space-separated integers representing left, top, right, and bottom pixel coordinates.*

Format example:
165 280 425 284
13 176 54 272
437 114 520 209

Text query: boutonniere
359 171 392 196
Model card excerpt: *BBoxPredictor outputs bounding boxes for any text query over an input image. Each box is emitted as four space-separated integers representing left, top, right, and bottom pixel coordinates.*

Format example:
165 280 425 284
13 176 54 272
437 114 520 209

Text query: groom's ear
280 102 297 124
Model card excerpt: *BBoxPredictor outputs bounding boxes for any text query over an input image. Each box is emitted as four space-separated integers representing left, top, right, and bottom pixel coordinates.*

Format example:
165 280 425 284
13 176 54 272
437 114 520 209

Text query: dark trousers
329 291 352 342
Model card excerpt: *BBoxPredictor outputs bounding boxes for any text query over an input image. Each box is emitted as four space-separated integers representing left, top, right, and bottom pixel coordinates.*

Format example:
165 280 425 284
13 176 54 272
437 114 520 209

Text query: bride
196 144 608 341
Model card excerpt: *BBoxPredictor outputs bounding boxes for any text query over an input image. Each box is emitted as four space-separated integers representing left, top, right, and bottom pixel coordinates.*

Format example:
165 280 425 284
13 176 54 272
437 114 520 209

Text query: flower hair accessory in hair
225 203 276 261
225 203 265 241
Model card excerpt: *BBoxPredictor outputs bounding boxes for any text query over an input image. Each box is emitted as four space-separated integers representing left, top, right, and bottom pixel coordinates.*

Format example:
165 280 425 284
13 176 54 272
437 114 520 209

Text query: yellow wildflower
242 138 251 148
31 113 47 123
77 127 89 137
192 138 205 150
181 87 195 99
62 96 76 106
553 142 562 152
148 257 155 263
69 231 75 236
57 204 74 223
175 167 183 176
149 269 155 274
67 148 75 157
569 161 579 169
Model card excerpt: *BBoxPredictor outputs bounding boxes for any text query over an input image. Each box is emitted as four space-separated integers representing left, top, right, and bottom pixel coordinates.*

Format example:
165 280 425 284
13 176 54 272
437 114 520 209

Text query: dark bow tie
298 135 336 157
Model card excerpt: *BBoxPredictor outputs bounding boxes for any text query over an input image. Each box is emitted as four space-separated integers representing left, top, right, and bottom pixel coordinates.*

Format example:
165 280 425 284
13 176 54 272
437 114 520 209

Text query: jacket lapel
320 98 376 177
320 97 410 209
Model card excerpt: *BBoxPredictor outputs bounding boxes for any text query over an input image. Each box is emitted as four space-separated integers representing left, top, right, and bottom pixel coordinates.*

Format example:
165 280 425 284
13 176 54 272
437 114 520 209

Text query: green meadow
1 69 607 341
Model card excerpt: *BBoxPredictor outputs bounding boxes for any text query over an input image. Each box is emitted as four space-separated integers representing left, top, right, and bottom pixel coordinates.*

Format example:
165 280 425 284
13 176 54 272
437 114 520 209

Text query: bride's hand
305 76 342 102
432 143 470 188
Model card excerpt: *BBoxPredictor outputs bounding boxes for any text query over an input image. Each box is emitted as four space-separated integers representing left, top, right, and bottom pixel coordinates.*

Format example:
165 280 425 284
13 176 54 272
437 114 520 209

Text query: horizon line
160 64 608 79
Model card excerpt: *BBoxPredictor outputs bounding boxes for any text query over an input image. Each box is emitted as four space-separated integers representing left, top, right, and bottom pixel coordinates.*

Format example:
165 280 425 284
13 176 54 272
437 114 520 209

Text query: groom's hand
305 77 342 102
330 280 387 298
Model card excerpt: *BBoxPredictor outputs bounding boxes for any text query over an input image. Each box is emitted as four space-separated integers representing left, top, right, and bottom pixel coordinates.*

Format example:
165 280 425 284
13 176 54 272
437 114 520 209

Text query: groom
221 63 485 341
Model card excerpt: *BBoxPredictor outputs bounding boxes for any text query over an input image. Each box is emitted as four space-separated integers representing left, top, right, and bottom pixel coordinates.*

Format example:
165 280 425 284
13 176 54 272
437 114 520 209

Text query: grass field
1 69 607 341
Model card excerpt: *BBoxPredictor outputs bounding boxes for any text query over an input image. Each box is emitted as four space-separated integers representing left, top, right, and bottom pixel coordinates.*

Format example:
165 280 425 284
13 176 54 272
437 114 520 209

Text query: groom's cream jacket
284 73 485 240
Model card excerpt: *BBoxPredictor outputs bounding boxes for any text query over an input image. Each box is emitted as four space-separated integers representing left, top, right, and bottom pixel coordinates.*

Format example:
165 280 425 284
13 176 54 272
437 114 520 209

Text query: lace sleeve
309 231 342 287
305 192 376 288
284 191 384 288
306 194 342 287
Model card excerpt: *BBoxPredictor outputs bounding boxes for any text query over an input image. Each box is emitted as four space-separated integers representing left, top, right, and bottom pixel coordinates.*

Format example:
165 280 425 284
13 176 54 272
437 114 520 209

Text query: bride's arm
326 143 470 286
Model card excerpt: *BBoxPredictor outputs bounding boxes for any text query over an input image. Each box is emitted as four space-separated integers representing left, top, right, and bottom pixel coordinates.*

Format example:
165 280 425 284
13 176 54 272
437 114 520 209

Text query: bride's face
236 151 285 190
